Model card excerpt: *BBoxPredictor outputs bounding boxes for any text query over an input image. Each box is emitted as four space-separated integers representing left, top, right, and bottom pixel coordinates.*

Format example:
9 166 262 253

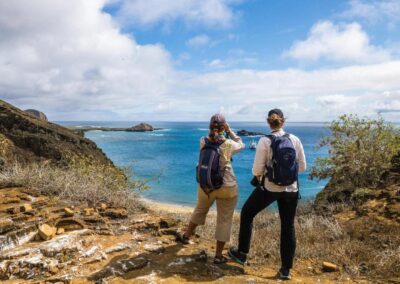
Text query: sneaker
228 247 247 265
213 255 228 264
278 267 291 280
175 231 190 244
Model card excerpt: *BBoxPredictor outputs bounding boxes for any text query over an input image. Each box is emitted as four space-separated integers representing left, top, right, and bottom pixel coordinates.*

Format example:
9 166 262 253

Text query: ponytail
267 113 285 129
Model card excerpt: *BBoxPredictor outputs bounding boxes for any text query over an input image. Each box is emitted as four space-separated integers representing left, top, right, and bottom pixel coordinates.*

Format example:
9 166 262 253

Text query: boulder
99 203 107 211
38 224 57 241
100 208 128 219
0 218 14 234
322 261 338 272
63 207 74 217
56 227 65 235
55 218 85 231
83 208 95 216
24 109 48 121
127 123 154 132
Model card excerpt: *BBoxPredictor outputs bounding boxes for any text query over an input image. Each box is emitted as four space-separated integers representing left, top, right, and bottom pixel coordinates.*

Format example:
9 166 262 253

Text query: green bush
310 114 400 189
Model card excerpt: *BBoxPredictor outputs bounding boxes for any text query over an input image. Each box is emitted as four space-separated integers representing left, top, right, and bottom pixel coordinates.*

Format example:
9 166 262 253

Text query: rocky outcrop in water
236 129 265 136
127 123 154 132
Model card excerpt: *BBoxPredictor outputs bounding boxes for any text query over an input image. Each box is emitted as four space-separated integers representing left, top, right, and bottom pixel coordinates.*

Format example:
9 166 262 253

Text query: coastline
140 197 196 214
140 197 243 215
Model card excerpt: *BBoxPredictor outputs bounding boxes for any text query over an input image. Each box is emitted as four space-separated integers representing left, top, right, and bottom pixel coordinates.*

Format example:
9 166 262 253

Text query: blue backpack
197 138 224 193
265 133 298 186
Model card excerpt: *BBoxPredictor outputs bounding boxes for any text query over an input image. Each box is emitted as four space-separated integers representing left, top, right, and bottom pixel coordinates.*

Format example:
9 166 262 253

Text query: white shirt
200 131 245 187
252 129 306 192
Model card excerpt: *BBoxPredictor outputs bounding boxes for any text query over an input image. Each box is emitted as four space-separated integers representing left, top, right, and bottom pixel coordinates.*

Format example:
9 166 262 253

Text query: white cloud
285 21 391 63
113 0 241 28
186 34 211 47
340 0 400 27
1 1 400 122
0 0 175 120
316 95 360 114
316 95 359 108
375 91 400 113
176 61 400 121
208 59 225 68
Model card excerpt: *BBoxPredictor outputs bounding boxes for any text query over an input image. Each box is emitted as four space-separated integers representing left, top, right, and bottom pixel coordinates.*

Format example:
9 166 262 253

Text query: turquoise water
59 121 329 208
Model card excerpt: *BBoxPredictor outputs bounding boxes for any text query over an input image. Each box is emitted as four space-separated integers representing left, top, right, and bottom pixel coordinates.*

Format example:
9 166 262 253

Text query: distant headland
69 122 162 136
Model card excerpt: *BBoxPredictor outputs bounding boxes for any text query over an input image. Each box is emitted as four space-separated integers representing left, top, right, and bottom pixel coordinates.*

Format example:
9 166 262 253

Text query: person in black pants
229 109 306 280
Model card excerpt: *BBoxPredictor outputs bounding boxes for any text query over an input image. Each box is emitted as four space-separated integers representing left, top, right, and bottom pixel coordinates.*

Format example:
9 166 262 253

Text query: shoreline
140 197 196 214
140 197 243 215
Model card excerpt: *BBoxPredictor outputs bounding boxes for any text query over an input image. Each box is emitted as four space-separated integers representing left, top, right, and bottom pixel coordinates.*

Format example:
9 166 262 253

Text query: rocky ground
0 187 373 284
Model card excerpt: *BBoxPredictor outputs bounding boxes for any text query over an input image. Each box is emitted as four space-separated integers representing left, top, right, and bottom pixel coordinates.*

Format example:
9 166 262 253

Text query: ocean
59 121 330 208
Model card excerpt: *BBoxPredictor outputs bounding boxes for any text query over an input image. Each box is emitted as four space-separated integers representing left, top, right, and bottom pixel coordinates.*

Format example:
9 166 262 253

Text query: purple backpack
197 138 224 193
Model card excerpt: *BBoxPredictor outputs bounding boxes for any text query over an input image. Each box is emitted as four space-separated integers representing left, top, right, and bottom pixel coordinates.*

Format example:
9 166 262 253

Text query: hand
224 123 231 133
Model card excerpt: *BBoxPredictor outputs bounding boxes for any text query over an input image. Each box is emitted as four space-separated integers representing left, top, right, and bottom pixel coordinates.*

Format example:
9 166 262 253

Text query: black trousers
238 186 298 269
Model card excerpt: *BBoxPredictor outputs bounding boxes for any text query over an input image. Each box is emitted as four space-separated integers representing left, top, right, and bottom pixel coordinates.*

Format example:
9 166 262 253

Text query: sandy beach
140 198 196 214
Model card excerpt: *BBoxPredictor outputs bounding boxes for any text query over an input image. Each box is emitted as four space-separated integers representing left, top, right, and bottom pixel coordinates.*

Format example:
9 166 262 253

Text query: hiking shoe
228 247 247 265
277 267 291 280
213 255 228 264
175 231 190 244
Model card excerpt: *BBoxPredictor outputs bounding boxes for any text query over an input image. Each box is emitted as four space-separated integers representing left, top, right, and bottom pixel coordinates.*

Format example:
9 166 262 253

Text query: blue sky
104 0 398 71
109 0 347 70
1 0 400 121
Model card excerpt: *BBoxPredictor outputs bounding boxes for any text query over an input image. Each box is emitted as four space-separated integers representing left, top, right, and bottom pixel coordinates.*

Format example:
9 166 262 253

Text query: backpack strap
281 133 302 199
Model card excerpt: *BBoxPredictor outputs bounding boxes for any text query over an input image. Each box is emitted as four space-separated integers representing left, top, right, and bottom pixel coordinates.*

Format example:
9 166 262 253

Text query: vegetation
0 162 147 213
310 114 400 189
164 203 400 279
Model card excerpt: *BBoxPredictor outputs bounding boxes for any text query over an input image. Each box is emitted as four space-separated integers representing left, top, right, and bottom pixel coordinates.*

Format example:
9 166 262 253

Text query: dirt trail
0 187 369 283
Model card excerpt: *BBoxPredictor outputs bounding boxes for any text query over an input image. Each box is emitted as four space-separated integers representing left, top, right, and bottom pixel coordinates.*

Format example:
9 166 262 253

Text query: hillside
0 100 115 169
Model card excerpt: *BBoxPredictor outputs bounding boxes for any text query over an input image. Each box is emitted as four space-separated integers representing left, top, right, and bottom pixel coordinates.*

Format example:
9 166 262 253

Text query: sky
0 0 400 122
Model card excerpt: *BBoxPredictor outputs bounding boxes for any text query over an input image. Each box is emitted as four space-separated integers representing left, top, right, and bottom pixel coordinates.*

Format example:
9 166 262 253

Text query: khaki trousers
190 185 238 242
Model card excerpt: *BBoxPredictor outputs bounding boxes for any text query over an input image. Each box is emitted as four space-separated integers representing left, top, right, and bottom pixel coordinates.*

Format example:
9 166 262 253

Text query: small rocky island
127 122 154 132
236 129 266 136
70 122 162 136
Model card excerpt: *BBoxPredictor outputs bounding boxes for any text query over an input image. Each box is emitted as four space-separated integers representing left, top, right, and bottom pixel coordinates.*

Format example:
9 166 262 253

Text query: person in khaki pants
177 113 245 264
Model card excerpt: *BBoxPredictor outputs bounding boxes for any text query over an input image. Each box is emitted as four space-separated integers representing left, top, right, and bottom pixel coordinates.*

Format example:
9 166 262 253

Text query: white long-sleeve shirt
200 131 245 187
252 128 306 192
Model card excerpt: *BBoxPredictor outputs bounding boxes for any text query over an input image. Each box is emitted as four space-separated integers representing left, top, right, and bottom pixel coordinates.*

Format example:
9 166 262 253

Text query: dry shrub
167 202 400 280
0 162 146 213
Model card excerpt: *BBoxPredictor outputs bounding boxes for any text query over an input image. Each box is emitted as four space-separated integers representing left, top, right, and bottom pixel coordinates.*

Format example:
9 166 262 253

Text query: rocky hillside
315 152 400 222
0 100 115 169
0 186 361 283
